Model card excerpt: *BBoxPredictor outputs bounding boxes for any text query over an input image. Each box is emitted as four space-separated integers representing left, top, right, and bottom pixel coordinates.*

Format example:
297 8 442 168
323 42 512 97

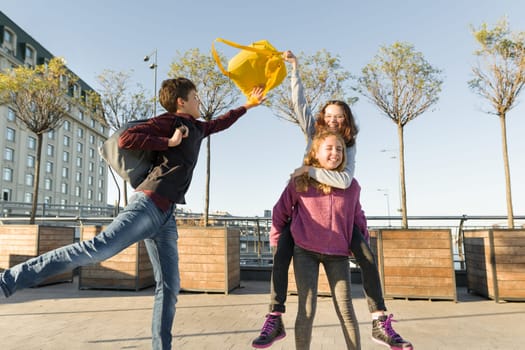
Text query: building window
76 157 83 168
64 135 70 147
61 183 68 194
6 128 15 142
3 168 13 181
47 144 54 157
27 136 36 150
77 142 83 153
46 161 54 174
88 176 93 186
98 192 104 202
24 192 32 203
48 130 55 140
90 118 96 128
98 179 104 188
7 108 16 122
99 166 104 176
76 171 82 182
87 189 93 200
4 148 14 161
25 174 33 186
2 28 16 55
2 189 11 201
63 120 71 131
78 110 84 120
63 151 69 162
44 178 52 190
62 167 69 178
24 45 36 67
77 127 84 138
89 148 95 158
27 155 35 168
89 162 94 172
75 186 81 197
89 134 95 144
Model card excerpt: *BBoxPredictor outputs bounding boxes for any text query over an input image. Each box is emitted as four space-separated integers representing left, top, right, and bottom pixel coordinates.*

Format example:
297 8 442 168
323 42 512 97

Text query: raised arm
284 51 316 140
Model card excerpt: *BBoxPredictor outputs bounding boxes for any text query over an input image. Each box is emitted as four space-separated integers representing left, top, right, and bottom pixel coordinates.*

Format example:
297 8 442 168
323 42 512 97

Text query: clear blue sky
3 1 524 222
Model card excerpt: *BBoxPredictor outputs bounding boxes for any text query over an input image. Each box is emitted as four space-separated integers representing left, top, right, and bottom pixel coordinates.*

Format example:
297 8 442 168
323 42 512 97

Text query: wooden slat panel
178 227 240 293
78 225 154 291
378 229 456 301
464 229 525 301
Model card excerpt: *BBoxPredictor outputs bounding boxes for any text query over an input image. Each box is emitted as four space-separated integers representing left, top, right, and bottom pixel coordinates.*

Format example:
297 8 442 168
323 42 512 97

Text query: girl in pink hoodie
271 131 364 350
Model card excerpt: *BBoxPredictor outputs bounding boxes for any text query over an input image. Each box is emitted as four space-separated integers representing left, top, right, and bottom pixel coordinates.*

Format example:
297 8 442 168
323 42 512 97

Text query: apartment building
0 11 109 209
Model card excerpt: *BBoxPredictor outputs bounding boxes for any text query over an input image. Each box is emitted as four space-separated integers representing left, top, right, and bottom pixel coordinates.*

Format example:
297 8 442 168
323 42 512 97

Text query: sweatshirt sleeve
269 181 296 247
118 117 174 151
291 68 316 140
308 144 356 189
201 106 247 137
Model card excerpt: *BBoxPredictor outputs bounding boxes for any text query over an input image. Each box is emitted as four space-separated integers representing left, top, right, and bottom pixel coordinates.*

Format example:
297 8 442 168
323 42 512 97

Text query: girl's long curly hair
294 131 347 194
314 100 358 147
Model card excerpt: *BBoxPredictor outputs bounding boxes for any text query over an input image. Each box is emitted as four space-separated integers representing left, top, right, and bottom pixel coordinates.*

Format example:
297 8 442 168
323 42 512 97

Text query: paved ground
0 278 524 349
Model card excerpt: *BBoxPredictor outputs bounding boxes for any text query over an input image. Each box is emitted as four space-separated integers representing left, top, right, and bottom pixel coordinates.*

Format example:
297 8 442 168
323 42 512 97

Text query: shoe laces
380 314 404 342
260 314 279 337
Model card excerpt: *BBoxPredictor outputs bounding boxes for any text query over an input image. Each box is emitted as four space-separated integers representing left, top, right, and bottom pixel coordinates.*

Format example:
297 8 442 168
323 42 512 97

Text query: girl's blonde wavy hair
294 131 347 194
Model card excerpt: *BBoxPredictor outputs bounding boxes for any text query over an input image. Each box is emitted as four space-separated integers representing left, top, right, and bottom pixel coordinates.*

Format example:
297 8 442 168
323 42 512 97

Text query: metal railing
1 210 523 271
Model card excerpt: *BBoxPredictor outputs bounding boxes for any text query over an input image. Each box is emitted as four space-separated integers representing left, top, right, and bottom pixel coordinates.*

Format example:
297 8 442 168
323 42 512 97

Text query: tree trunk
204 136 211 227
30 133 43 224
499 113 514 228
397 124 408 229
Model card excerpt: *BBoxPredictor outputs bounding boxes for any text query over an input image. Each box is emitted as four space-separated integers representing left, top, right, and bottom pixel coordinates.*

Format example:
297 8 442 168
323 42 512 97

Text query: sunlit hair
159 77 197 113
314 100 358 147
294 131 347 194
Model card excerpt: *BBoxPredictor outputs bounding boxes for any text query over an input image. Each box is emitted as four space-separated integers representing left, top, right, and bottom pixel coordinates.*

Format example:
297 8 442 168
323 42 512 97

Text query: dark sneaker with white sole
252 314 286 348
372 314 413 350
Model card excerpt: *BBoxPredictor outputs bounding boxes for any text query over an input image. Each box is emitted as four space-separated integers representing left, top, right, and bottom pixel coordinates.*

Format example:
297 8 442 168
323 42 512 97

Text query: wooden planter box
78 225 154 291
375 229 456 301
178 226 240 294
0 224 75 285
288 258 331 296
463 229 525 302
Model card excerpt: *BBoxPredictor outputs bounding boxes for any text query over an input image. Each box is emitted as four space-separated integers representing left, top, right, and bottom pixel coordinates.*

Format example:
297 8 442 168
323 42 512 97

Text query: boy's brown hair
159 77 197 113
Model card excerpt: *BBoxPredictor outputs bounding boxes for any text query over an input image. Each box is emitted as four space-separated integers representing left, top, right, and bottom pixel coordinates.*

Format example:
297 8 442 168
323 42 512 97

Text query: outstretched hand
244 86 267 109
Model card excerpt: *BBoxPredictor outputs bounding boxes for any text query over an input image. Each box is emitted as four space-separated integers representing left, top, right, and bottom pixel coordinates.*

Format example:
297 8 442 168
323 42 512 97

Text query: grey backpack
99 119 155 189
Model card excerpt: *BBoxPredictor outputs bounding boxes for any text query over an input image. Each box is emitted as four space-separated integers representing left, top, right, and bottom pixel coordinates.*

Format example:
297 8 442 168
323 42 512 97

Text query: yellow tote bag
212 38 287 99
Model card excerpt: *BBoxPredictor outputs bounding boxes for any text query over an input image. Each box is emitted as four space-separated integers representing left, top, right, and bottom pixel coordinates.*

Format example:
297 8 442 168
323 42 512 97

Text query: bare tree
354 42 443 228
90 69 153 206
168 48 240 225
0 57 80 224
267 49 355 124
469 18 525 229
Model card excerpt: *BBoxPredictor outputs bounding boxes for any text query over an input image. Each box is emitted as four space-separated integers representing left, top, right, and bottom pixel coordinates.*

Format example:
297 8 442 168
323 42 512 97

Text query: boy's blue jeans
0 192 180 350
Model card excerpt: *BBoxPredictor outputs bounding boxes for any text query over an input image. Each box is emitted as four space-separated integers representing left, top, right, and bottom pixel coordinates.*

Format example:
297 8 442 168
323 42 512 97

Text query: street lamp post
380 148 402 215
144 49 158 116
377 188 391 227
